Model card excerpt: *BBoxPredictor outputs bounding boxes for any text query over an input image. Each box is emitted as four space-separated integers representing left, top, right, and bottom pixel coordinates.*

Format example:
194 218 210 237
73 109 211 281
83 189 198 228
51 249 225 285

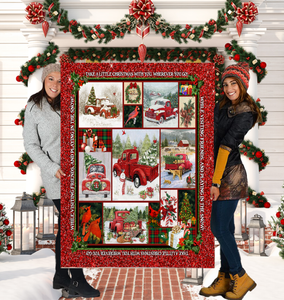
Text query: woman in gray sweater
23 64 100 298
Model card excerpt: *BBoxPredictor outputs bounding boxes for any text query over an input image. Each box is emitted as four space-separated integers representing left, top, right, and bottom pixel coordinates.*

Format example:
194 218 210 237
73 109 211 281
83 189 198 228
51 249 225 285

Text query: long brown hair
219 77 262 127
28 84 60 111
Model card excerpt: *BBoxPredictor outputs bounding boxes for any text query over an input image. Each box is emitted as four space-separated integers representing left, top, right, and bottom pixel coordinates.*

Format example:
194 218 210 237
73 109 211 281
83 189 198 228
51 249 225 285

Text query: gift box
167 227 184 249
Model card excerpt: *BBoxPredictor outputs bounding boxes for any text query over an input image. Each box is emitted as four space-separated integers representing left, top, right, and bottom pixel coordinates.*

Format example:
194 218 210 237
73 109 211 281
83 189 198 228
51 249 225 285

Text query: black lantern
11 192 37 255
182 268 204 285
37 195 55 240
234 199 248 241
248 214 267 256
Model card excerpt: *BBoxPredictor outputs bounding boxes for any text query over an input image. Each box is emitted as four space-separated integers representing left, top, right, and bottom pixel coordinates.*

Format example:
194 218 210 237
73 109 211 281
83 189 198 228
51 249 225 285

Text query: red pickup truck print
113 149 158 188
165 153 193 174
145 99 178 124
82 163 110 198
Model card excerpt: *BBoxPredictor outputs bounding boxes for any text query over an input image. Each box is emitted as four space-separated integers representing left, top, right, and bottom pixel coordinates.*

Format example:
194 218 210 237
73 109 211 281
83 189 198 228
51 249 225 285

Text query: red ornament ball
100 33 105 38
7 244 12 251
127 21 131 26
234 54 240 61
181 33 186 38
264 202 271 208
21 170 26 175
255 151 262 158
276 211 281 218
14 119 20 125
16 75 22 82
23 161 28 166
162 32 166 37
0 204 3 210
41 188 46 193
81 143 87 151
225 43 231 48
28 65 35 72
6 230 12 236
120 32 124 37
281 219 284 226
3 219 9 225
260 62 266 69
14 161 21 167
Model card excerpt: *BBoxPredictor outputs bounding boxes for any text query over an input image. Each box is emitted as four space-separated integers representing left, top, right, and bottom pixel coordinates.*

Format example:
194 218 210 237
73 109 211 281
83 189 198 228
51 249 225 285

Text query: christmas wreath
43 0 244 44
16 42 59 86
91 179 102 192
239 140 269 171
125 82 141 104
225 40 267 83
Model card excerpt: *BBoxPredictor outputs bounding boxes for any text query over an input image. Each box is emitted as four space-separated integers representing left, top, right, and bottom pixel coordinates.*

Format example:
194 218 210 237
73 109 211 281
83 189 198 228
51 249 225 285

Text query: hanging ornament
138 43 147 63
25 2 49 37
129 0 155 38
231 2 258 37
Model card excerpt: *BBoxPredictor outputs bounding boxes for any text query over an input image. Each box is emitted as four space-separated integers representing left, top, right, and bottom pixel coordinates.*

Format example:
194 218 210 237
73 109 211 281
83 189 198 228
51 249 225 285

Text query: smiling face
223 77 240 105
44 71 61 101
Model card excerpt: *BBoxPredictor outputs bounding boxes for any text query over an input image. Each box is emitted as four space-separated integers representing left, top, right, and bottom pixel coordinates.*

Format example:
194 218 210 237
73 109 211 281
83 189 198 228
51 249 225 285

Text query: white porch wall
0 0 283 221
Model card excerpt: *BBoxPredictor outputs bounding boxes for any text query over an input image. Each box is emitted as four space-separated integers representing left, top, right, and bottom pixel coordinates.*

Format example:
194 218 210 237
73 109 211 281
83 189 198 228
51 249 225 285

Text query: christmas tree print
0 203 13 254
84 152 102 172
124 207 139 224
87 86 96 105
179 192 194 224
112 133 123 158
139 140 158 167
269 181 284 259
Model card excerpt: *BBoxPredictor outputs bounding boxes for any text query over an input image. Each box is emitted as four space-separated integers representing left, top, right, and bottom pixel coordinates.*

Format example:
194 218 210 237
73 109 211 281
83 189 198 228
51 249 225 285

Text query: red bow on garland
130 82 137 89
129 0 155 38
25 2 49 37
231 1 258 36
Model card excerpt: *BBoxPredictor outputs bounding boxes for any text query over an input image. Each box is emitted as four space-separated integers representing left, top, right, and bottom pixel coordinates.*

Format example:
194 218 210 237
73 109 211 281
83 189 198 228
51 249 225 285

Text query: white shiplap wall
0 0 283 221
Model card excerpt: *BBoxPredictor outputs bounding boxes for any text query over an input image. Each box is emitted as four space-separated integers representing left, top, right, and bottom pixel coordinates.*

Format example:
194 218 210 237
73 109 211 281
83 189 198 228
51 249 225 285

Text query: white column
228 25 266 192
21 24 57 194
21 25 57 98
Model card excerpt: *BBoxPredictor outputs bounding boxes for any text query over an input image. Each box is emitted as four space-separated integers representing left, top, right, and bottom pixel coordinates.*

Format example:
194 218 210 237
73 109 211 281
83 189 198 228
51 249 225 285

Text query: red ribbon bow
231 1 258 24
129 0 155 38
25 2 45 24
161 204 176 221
130 82 137 89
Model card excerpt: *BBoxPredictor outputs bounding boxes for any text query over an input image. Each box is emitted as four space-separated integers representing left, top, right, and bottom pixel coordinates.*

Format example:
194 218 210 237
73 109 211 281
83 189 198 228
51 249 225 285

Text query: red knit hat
221 62 250 90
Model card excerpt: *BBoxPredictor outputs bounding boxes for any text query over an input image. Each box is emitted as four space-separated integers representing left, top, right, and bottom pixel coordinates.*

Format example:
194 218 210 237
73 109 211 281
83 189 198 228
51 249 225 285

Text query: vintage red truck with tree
109 211 143 236
164 153 193 174
82 163 110 198
85 99 120 119
113 149 158 188
145 99 178 124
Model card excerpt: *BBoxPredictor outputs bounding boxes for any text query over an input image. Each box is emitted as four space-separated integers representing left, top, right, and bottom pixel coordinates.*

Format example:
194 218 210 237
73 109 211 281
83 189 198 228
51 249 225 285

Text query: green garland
255 98 268 126
70 72 88 95
16 42 59 86
14 152 33 174
14 107 26 126
125 83 141 104
225 40 267 83
239 140 269 171
247 187 270 208
31 187 46 206
44 0 242 44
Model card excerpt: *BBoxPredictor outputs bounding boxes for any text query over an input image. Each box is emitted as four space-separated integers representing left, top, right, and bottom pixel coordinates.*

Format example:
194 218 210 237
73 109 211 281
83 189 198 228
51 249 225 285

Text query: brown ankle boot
199 271 231 297
225 272 256 300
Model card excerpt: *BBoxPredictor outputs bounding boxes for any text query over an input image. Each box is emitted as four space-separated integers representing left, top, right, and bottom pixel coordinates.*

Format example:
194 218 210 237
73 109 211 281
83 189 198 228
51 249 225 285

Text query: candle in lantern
22 226 29 251
44 216 49 233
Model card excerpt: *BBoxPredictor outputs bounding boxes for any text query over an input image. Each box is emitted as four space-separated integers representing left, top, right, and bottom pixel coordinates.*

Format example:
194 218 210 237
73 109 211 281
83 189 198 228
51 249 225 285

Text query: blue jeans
210 200 243 275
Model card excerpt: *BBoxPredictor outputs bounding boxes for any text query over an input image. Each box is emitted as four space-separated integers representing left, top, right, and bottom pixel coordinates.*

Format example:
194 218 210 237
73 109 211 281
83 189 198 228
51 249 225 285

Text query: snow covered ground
1 243 283 300
79 113 123 128
143 112 178 128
